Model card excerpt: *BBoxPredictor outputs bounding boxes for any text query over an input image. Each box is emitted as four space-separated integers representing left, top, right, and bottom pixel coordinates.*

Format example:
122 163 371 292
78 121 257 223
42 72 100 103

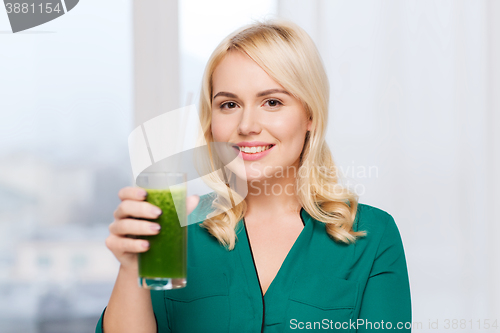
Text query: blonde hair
195 18 366 250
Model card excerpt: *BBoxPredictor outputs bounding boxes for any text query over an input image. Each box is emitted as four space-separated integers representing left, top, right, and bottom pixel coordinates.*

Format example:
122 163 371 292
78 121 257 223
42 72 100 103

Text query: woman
96 19 411 333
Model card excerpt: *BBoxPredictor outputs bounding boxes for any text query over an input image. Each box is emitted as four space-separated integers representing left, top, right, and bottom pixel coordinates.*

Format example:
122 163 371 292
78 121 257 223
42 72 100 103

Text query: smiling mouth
232 144 275 154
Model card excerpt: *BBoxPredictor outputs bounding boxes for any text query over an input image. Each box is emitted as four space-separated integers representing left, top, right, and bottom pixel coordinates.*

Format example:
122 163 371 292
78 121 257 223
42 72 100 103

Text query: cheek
267 116 307 145
211 117 229 141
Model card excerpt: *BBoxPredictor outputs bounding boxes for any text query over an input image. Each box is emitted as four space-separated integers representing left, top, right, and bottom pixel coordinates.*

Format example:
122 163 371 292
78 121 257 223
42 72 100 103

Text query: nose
237 107 261 136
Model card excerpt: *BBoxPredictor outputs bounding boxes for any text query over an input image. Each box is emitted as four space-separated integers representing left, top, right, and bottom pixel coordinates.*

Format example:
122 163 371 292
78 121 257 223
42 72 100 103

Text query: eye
264 99 283 108
220 101 238 110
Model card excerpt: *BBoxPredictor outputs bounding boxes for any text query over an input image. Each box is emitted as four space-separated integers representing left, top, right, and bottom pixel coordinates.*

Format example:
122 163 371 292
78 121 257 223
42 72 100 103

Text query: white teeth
239 145 272 154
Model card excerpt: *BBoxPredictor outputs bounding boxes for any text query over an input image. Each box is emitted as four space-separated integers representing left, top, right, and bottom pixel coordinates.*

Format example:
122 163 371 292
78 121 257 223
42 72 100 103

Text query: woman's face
211 50 311 183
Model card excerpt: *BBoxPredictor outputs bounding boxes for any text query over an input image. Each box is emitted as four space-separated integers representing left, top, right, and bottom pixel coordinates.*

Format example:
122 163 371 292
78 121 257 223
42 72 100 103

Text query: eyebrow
212 89 290 100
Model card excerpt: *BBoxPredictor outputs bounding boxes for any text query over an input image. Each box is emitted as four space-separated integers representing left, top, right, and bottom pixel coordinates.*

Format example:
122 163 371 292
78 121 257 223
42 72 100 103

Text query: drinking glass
135 172 187 290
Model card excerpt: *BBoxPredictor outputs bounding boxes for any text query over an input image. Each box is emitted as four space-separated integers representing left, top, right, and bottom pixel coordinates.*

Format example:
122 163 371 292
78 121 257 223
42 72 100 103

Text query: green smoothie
138 187 187 279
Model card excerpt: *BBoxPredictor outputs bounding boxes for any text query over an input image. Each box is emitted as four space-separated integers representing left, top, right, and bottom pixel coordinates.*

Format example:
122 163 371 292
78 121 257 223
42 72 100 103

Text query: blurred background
0 0 498 332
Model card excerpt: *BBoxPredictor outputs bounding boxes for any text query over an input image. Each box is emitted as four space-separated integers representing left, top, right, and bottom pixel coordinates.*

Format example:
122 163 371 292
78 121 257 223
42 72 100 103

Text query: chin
247 168 280 184
242 171 264 182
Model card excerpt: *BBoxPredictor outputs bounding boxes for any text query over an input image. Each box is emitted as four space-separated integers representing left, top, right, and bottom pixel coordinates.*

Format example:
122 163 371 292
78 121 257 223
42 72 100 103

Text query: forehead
211 51 282 94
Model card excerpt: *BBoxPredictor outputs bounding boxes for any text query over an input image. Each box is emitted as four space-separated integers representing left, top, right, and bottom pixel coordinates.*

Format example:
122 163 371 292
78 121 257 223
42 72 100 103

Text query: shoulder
185 192 232 260
187 192 217 226
354 203 395 231
197 191 218 210
353 203 403 248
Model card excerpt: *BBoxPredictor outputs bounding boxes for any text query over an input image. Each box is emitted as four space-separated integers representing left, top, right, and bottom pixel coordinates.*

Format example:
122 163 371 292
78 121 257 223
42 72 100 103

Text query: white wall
278 0 500 330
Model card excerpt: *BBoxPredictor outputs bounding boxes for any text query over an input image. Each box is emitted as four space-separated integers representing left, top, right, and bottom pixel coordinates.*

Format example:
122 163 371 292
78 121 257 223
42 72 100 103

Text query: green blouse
96 193 411 332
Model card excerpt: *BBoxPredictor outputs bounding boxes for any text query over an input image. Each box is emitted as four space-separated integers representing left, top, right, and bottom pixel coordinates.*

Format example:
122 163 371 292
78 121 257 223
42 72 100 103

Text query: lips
233 144 275 153
233 141 276 161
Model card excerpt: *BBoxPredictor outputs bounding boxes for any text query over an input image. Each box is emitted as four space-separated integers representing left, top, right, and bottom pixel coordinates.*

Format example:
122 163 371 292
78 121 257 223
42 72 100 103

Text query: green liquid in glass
138 187 187 279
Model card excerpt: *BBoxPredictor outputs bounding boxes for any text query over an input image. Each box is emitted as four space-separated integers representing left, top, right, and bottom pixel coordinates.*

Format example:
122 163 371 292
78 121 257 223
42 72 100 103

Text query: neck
244 174 302 221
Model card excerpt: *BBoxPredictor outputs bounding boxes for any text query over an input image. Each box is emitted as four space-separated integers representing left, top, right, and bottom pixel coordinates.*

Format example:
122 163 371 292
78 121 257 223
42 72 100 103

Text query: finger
109 218 161 236
118 186 148 201
106 234 150 254
187 195 200 215
114 200 162 220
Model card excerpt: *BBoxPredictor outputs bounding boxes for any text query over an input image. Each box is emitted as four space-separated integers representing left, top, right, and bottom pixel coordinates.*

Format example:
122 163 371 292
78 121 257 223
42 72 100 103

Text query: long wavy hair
195 19 366 250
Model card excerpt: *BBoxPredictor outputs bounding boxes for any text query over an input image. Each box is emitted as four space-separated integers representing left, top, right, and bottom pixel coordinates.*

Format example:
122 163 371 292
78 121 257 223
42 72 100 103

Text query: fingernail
138 190 147 198
151 207 162 216
150 224 161 231
142 241 150 248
